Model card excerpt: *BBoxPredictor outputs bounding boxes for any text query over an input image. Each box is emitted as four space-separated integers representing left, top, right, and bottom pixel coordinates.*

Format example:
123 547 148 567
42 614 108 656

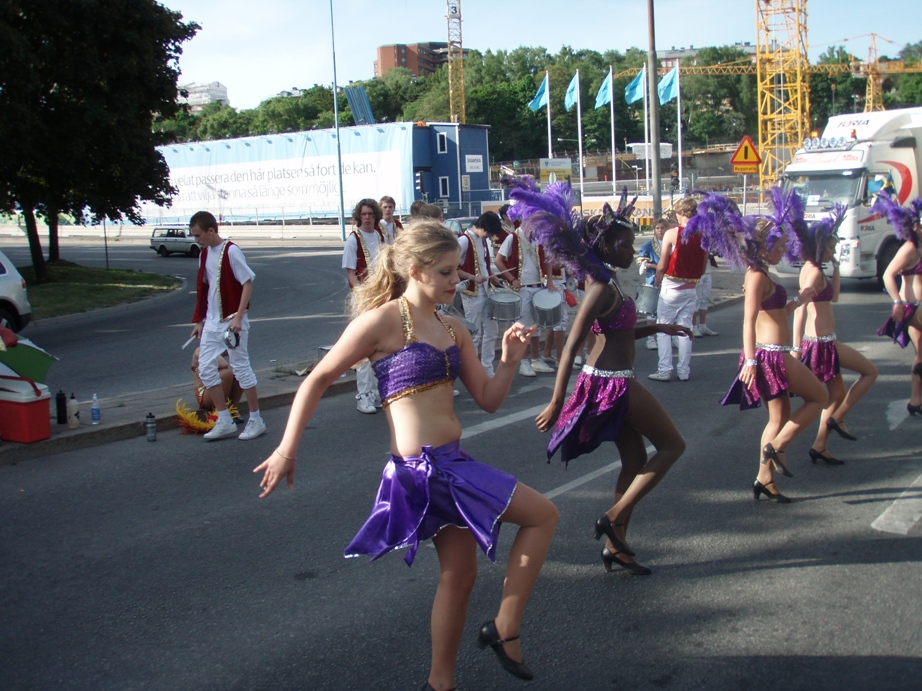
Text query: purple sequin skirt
877 303 918 348
344 440 517 566
800 337 840 383
720 348 789 411
547 367 632 465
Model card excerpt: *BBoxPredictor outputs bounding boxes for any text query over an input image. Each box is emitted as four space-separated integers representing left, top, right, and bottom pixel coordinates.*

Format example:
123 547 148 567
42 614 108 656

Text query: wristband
893 300 903 304
791 295 801 306
274 448 296 462
791 347 802 353
744 358 758 367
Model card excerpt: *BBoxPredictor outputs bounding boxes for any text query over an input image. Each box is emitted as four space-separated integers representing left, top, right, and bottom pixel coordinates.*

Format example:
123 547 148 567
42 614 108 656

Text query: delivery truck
779 106 922 285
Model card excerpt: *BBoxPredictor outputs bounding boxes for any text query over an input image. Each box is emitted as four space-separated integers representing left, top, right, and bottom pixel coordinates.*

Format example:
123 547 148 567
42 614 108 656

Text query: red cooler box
0 379 51 443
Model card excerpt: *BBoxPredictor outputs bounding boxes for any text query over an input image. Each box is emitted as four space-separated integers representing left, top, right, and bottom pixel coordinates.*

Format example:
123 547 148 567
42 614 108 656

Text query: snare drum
533 288 563 328
489 291 522 322
635 285 660 318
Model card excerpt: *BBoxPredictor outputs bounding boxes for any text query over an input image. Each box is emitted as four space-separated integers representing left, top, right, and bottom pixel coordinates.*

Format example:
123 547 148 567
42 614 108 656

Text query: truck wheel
188 245 200 258
877 241 900 291
158 245 170 257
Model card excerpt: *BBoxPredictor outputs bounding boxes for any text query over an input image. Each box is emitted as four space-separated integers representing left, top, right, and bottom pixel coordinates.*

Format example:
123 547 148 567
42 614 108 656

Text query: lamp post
632 165 641 193
329 0 346 241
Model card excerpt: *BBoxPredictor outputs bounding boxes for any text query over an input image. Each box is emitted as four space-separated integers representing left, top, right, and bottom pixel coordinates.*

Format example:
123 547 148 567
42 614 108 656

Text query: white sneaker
531 358 555 373
372 395 383 408
453 388 460 397
239 417 267 440
572 355 583 370
646 337 657 350
519 360 536 377
698 324 719 337
692 325 703 338
677 374 690 382
356 393 377 414
204 418 238 441
648 371 673 382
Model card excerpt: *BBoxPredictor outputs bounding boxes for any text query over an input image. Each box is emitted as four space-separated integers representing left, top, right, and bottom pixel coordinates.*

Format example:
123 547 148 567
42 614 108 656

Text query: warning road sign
731 135 762 174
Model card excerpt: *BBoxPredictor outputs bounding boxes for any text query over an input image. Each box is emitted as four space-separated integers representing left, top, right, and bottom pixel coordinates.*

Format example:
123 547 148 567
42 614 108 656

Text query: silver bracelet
893 299 903 304
791 295 801 306
791 347 802 353
744 358 758 367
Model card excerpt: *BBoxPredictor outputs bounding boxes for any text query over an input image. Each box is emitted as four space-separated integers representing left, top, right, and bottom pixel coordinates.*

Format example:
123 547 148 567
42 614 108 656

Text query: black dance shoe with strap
477 619 534 681
593 514 635 556
419 684 455 691
753 479 792 503
761 443 794 478
809 448 845 465
601 546 652 575
827 418 858 441
908 402 922 416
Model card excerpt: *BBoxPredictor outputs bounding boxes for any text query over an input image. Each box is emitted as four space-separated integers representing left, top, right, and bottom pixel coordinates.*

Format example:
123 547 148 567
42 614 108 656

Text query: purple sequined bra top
591 281 637 334
760 280 787 311
901 255 922 276
372 297 461 408
813 279 834 303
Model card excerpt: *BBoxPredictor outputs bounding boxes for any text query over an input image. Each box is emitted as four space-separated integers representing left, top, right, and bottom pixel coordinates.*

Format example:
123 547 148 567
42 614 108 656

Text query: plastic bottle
67 393 80 429
145 413 157 441
91 393 101 425
55 390 67 424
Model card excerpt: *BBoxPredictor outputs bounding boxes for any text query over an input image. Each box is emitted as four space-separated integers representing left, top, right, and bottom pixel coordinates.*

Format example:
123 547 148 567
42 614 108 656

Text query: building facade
374 42 470 78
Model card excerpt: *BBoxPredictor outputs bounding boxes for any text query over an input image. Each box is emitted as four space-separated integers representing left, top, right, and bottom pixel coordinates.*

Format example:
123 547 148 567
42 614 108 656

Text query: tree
0 1 198 281
894 41 922 107
809 46 863 128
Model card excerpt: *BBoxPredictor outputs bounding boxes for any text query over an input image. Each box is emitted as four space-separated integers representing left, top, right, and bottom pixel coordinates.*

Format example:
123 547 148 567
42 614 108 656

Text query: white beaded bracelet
744 358 758 367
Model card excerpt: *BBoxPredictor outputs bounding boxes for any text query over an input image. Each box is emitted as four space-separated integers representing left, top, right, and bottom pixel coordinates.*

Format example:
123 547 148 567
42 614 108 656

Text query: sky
159 0 920 111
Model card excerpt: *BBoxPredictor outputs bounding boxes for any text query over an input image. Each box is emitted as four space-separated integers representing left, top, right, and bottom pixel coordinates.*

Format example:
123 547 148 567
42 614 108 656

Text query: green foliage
893 41 922 107
809 46 864 128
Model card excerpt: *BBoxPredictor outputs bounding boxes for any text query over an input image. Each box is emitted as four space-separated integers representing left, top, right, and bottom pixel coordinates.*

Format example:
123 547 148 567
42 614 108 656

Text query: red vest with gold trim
665 227 707 281
502 231 547 284
193 241 247 324
351 227 386 285
459 231 492 296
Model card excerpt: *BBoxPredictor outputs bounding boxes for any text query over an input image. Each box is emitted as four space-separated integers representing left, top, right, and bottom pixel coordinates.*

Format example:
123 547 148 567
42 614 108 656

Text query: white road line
871 470 922 535
461 404 547 439
544 445 656 499
887 399 910 431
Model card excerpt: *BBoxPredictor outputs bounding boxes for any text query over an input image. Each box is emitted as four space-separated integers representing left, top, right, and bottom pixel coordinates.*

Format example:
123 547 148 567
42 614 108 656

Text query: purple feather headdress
871 192 921 246
500 176 633 284
682 193 751 272
765 186 805 262
800 204 847 264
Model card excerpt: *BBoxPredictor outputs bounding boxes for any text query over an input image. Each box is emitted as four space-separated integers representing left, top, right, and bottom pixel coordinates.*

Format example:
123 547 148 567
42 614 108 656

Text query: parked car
0 249 32 333
442 216 479 237
149 226 200 257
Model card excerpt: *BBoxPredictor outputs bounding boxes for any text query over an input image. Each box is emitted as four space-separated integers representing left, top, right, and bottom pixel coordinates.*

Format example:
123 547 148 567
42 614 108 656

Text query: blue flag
595 71 612 109
658 66 679 105
528 73 549 112
624 66 645 105
564 72 579 112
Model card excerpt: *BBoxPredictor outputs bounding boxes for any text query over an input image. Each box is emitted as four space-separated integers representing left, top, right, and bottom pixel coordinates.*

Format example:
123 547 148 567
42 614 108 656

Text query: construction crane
446 0 465 124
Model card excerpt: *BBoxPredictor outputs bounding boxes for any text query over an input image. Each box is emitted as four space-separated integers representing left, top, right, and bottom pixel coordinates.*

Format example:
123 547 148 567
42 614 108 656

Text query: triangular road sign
731 135 762 165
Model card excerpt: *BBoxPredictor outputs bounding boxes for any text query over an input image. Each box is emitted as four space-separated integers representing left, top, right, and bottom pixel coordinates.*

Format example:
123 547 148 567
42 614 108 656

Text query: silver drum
635 284 660 318
489 291 522 322
532 288 563 328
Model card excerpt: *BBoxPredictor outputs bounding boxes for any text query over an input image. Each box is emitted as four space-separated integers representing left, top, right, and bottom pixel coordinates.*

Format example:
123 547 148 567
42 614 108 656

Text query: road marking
545 446 655 499
887 399 910 430
871 470 922 535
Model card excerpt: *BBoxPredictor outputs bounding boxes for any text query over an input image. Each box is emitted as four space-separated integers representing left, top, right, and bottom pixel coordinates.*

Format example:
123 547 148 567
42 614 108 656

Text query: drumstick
181 336 196 350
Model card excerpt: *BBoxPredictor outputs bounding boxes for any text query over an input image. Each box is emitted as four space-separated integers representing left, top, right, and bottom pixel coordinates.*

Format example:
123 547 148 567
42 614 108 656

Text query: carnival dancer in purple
694 190 826 503
254 221 558 691
792 206 878 463
503 180 688 576
873 193 922 416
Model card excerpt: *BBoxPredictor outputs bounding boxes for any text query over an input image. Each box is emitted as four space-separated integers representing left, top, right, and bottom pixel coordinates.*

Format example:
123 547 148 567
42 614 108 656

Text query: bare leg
810 376 843 454
490 483 558 665
608 427 647 564
757 395 789 491
909 325 922 407
428 527 478 691
828 341 878 432
767 354 826 452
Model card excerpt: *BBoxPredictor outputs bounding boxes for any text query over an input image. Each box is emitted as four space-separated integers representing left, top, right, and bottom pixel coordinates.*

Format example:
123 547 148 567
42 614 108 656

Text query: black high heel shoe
761 443 794 478
753 479 792 503
593 514 635 556
601 547 652 575
827 418 858 441
477 620 534 681
913 362 922 379
419 684 455 691
809 448 844 465
908 402 922 416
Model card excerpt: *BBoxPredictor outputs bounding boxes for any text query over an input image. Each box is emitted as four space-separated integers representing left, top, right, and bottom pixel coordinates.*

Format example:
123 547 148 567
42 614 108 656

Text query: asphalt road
0 238 352 399
2 269 921 690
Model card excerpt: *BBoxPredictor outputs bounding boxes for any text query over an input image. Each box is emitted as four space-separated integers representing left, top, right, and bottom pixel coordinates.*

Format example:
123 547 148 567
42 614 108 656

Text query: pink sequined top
813 279 834 303
592 282 637 334
372 298 461 408
760 281 787 311
900 256 922 276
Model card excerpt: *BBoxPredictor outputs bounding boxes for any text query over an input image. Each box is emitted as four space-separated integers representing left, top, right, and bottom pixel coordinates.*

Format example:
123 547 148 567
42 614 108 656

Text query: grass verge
19 260 182 319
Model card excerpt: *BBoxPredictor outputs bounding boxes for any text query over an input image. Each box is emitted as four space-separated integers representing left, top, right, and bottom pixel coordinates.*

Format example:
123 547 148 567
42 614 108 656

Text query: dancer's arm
739 269 763 388
883 243 917 321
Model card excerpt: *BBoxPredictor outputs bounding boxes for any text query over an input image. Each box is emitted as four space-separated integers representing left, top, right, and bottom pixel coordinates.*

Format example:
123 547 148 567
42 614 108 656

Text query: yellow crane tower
446 0 465 124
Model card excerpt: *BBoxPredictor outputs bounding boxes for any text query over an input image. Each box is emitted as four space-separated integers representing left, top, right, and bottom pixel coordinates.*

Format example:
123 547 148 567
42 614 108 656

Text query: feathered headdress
764 186 805 262
872 192 922 246
500 175 634 284
682 192 752 272
798 204 847 264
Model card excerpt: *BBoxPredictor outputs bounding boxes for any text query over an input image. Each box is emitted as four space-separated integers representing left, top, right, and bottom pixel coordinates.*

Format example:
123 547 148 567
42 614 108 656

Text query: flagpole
575 69 584 198
642 67 650 193
545 71 553 159
676 66 684 193
609 66 616 195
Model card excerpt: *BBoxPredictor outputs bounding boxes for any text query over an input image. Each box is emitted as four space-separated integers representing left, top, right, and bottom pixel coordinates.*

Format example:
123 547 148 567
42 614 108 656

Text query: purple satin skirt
800 339 840 383
720 349 789 411
547 370 631 465
344 441 517 566
877 303 918 348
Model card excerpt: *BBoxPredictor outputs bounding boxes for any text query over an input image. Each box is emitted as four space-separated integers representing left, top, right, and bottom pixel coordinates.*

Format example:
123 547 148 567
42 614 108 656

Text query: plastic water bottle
67 393 80 429
91 394 101 425
55 390 67 424
145 413 157 441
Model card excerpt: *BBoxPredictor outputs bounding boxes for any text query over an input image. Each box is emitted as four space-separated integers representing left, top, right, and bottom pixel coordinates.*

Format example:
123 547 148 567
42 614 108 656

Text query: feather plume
871 192 918 245
800 204 847 264
763 186 805 261
681 193 751 272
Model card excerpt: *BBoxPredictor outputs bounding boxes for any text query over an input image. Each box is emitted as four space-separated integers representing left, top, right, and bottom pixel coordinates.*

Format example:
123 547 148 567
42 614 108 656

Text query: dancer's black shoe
593 514 634 556
601 547 652 575
827 418 857 441
753 479 792 503
761 443 794 478
809 448 844 465
477 620 534 681
908 402 922 416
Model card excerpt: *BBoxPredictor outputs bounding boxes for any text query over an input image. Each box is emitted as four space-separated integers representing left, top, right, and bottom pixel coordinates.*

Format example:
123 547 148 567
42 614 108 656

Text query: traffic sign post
731 136 762 213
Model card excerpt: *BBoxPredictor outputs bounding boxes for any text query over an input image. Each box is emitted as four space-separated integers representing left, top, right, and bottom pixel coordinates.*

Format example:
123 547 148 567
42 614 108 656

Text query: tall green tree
809 46 863 128
894 41 922 107
0 0 198 281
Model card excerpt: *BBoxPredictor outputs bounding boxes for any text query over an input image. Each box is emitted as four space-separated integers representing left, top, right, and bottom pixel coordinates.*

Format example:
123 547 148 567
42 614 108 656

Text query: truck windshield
783 173 863 210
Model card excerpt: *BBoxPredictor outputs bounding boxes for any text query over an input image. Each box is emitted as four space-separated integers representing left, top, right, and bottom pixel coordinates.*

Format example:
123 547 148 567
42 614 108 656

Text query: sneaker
645 337 657 350
542 357 558 370
239 417 267 440
648 371 673 382
698 324 719 337
453 389 460 397
677 374 690 382
572 355 584 370
519 360 536 377
356 393 377 414
372 395 383 408
692 325 703 338
531 358 555 373
204 418 238 441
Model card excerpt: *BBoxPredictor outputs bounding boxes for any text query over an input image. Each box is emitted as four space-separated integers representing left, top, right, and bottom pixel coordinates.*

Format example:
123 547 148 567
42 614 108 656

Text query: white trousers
199 328 257 390
356 359 378 399
461 293 498 375
655 286 697 378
